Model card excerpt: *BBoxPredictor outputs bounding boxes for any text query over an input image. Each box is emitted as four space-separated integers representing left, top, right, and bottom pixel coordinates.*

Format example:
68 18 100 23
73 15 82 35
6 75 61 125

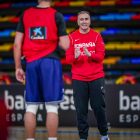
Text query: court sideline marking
9 129 140 135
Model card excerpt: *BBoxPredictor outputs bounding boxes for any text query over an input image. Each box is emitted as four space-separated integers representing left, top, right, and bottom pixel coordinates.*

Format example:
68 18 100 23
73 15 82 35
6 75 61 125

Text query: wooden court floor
8 127 140 140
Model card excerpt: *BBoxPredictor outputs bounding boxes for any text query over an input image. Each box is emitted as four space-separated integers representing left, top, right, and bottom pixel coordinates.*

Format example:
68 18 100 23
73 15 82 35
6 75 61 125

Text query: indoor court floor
8 127 140 140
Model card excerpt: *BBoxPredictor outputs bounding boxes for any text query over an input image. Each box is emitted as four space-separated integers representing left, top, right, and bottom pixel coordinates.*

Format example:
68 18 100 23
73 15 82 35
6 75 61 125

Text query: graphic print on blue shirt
29 27 46 40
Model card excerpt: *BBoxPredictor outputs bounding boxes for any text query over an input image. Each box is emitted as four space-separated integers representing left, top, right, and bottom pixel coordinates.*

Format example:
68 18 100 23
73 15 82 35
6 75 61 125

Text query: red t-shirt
66 28 105 81
22 7 58 62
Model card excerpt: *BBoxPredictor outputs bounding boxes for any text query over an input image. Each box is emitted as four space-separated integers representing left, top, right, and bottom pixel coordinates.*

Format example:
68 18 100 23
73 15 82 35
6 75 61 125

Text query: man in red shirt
14 0 69 140
66 11 109 140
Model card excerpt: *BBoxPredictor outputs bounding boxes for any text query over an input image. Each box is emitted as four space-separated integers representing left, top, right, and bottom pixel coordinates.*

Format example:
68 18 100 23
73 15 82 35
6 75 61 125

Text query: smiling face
77 13 91 33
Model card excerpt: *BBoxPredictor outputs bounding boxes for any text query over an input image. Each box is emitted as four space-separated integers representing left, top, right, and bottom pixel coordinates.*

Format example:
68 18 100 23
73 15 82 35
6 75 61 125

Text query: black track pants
72 78 108 140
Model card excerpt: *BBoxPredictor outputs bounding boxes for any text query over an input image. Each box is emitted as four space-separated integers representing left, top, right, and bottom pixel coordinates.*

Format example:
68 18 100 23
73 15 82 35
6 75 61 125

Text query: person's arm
90 33 105 62
14 11 25 83
14 32 24 70
66 35 83 64
13 32 25 83
55 12 70 50
58 35 70 51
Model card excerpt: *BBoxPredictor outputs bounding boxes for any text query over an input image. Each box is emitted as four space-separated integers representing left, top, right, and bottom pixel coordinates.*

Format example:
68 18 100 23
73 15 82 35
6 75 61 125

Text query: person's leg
39 58 64 140
25 104 38 139
89 78 108 136
40 58 64 103
72 80 89 140
25 60 42 140
45 104 58 139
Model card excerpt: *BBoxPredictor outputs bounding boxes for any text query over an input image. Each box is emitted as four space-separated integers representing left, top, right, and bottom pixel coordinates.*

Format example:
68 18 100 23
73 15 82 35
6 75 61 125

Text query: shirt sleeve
55 12 67 37
90 33 105 62
16 11 25 33
66 35 83 64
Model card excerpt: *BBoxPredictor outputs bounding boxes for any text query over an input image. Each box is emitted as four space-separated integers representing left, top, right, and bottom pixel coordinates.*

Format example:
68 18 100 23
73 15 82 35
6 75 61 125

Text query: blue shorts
25 58 64 104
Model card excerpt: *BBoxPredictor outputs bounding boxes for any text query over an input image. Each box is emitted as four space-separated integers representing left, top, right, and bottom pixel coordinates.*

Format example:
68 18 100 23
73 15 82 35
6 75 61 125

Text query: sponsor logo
29 27 46 40
75 39 80 41
119 90 140 111
3 86 140 126
119 90 140 123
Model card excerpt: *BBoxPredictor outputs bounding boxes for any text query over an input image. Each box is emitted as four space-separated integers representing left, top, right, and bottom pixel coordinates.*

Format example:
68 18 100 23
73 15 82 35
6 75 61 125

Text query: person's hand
83 45 91 57
15 68 25 83
75 46 81 59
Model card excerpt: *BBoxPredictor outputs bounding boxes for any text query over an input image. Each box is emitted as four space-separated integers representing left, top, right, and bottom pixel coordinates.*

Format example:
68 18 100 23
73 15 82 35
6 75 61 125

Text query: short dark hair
78 11 90 17
42 0 52 1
